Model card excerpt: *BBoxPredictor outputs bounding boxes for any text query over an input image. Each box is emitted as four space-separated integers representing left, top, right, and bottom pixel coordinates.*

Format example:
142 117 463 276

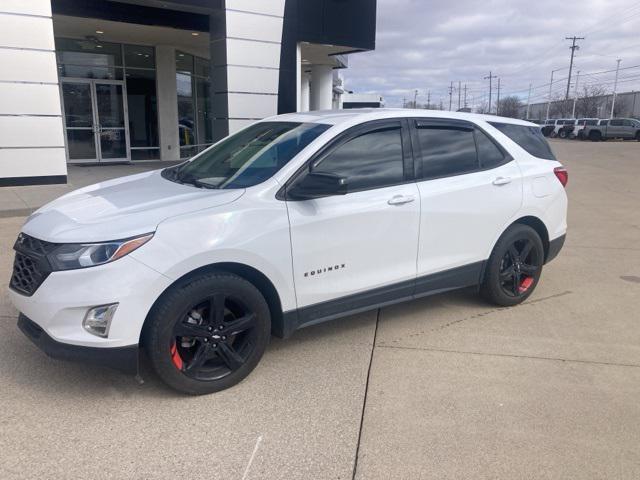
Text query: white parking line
241 435 263 480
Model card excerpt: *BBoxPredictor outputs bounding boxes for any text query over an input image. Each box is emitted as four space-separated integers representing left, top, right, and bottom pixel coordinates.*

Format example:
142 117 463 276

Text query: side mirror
287 172 348 200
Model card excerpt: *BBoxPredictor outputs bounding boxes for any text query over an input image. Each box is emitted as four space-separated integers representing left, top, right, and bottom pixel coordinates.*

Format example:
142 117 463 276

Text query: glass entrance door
61 79 130 163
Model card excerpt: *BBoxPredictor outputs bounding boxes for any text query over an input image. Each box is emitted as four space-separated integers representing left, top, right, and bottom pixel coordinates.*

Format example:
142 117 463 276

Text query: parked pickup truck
583 118 640 141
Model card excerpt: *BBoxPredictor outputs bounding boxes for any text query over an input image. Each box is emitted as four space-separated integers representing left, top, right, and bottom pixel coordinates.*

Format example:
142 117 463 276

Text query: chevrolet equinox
9 109 568 394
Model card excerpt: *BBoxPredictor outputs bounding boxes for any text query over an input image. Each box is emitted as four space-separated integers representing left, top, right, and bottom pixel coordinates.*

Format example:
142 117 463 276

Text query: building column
210 3 285 141
310 64 333 111
300 71 310 112
155 45 179 161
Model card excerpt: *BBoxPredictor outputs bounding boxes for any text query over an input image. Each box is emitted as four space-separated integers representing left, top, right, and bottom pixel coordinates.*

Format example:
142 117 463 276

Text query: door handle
492 176 512 186
387 195 415 206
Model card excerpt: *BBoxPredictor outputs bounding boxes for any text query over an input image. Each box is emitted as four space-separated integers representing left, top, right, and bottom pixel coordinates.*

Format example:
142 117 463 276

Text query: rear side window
475 129 506 169
416 127 477 179
585 119 598 126
314 126 404 191
489 122 556 160
610 119 623 126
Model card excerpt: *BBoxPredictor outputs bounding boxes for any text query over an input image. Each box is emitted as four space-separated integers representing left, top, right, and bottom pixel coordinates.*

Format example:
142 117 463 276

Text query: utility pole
484 71 497 114
427 89 431 109
565 36 584 100
448 81 454 111
572 70 580 118
610 58 621 118
525 83 532 119
496 77 501 115
463 84 468 108
413 89 418 109
458 81 461 110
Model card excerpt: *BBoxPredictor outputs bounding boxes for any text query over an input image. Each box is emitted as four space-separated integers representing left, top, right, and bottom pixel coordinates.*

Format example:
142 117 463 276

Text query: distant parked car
542 119 572 138
583 118 640 141
572 118 599 139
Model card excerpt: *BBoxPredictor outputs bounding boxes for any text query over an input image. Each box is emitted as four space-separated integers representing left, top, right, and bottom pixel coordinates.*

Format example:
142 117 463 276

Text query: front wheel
559 130 568 139
144 272 271 395
481 224 544 307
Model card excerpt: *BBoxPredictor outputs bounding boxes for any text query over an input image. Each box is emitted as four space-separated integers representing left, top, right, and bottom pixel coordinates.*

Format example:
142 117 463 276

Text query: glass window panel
416 128 478 179
56 38 122 65
489 122 556 160
176 51 194 74
124 44 155 69
62 83 93 127
66 129 96 160
95 84 125 128
194 57 210 78
315 126 404 190
195 77 213 144
126 69 158 148
475 129 506 169
177 73 195 146
99 129 127 159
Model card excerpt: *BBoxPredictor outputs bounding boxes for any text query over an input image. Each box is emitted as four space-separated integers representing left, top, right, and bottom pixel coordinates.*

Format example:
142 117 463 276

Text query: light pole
546 68 565 119
610 58 621 118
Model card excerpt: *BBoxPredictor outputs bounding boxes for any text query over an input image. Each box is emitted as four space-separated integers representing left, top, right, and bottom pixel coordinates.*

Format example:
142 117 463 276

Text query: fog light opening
83 303 118 338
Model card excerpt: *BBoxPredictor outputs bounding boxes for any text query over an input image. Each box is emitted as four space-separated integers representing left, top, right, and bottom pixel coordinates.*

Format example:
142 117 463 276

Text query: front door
61 79 130 163
286 120 420 318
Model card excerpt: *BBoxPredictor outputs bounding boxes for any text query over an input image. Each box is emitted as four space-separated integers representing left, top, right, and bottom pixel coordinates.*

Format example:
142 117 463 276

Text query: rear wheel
636 131 640 142
481 224 544 307
144 272 271 395
559 129 568 139
589 130 602 142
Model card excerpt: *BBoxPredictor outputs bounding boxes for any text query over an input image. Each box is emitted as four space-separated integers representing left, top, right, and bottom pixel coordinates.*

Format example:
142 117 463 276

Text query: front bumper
18 314 138 374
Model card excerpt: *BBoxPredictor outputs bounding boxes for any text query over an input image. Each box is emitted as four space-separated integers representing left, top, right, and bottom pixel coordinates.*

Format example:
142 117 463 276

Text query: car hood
22 170 244 243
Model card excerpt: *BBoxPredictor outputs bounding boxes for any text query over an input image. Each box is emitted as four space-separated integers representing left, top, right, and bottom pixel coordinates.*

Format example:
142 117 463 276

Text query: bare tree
475 101 490 114
550 95 573 118
496 96 522 118
575 85 607 118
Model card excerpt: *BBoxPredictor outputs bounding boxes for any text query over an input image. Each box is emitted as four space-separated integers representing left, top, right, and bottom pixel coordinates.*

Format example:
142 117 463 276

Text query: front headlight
47 233 153 271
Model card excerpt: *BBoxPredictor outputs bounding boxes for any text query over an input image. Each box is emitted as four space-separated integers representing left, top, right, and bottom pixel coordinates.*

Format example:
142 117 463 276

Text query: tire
480 224 544 307
550 131 558 138
636 131 640 142
589 130 602 142
144 272 271 395
559 129 567 139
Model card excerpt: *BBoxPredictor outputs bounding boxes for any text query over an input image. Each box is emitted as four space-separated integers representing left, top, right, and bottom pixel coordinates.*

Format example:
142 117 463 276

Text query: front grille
9 233 57 296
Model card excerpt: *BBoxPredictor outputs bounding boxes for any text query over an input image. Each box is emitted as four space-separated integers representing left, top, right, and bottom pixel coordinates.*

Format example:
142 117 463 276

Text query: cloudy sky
344 0 640 109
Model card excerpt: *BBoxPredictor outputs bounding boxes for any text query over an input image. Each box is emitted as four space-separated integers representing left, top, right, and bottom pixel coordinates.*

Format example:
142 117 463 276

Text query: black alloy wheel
171 294 258 381
144 272 271 395
497 238 541 298
481 224 544 306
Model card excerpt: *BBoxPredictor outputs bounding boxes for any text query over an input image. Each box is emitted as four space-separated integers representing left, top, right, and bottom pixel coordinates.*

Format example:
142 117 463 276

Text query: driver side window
313 125 405 192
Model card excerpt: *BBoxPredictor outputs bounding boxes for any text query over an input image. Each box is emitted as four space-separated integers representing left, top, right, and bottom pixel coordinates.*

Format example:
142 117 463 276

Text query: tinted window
489 122 556 160
475 129 506 169
167 121 330 189
599 120 609 126
622 119 633 127
585 119 598 126
610 119 623 126
416 127 478 179
314 126 404 191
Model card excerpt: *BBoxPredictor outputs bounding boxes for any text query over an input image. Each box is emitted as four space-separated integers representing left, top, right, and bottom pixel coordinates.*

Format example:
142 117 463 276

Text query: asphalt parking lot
1 139 639 479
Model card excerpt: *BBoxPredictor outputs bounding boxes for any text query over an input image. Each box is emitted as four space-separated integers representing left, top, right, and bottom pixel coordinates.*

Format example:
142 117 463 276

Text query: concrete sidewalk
1 140 640 479
0 161 179 218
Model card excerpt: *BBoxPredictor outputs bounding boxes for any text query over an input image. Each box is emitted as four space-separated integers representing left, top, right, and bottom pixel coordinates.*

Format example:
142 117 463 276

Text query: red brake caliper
518 277 534 293
170 341 183 370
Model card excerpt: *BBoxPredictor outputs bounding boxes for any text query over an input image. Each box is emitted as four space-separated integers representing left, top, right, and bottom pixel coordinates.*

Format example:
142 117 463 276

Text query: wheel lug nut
219 325 224 330
203 338 208 342
222 336 227 340
208 326 212 331
212 343 217 347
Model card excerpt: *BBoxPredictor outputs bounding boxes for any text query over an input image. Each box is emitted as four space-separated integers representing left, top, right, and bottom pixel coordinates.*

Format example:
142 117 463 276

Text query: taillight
554 166 568 187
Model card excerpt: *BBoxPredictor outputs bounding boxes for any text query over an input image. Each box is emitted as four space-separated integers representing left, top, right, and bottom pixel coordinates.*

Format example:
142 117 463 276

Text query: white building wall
0 0 66 185
211 1 286 137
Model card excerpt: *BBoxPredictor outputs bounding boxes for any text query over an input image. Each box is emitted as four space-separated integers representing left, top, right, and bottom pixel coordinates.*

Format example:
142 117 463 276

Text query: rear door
410 118 522 286
608 119 624 137
285 119 420 314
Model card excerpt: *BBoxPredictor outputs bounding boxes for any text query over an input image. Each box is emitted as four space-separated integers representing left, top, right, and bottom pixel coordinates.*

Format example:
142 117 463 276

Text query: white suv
9 110 568 394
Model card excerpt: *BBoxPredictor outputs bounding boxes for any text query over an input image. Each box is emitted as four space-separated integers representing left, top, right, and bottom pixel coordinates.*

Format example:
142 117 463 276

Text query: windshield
163 121 330 189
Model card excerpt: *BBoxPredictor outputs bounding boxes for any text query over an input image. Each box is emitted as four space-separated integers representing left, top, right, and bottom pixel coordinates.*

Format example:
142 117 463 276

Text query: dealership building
0 0 376 186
